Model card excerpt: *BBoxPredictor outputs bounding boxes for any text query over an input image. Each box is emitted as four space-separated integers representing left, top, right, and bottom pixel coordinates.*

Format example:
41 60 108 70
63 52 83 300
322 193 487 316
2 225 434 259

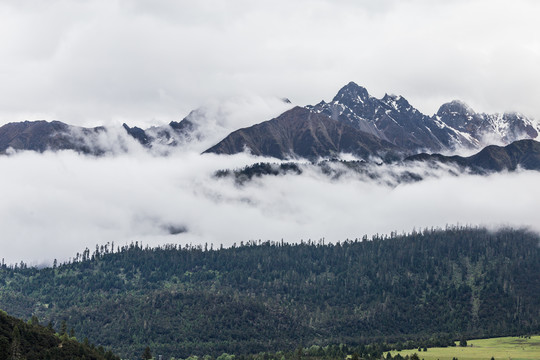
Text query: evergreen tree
60 320 67 336
143 346 153 360
10 326 22 360
0 227 537 359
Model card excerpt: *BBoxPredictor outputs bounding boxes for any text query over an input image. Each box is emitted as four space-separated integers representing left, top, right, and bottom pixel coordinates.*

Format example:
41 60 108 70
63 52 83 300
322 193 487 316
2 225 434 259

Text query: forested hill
0 227 539 359
0 308 119 360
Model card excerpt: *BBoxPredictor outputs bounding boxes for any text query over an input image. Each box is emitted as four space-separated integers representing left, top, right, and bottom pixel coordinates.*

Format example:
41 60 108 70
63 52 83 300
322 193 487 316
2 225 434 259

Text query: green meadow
387 336 540 360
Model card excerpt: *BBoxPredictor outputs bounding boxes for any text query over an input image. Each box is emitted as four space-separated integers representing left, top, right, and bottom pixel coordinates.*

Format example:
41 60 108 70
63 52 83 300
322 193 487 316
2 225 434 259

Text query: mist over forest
2 140 539 266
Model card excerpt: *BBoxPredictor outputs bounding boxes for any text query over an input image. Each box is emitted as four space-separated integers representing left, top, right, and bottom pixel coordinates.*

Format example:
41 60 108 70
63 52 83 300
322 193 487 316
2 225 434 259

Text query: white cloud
1 147 539 266
0 0 539 126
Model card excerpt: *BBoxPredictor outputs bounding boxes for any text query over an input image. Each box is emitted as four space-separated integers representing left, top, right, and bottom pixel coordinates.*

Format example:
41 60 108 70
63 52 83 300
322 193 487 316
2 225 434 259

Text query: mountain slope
123 116 196 148
308 82 453 151
435 100 538 144
406 139 540 172
0 118 197 155
308 82 540 153
215 139 540 186
204 106 399 159
2 83 538 157
0 120 107 154
0 309 119 360
0 228 538 359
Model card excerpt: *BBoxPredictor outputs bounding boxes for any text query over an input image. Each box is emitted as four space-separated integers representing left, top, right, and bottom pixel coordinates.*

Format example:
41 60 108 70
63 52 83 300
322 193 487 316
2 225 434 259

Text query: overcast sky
2 1 540 265
1 0 540 127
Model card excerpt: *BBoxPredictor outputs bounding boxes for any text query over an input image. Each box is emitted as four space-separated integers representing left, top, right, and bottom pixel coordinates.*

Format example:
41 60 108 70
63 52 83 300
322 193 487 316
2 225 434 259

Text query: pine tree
142 346 152 360
60 320 67 336
46 321 54 333
10 325 22 360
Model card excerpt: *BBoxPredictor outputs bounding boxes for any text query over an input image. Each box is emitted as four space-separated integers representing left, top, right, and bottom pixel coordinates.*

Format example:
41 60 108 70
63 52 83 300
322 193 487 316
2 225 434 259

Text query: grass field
386 335 540 360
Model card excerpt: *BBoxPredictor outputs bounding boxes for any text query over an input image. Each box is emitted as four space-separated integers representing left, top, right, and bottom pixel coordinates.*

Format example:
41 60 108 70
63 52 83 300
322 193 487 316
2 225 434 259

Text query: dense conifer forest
0 227 538 359
0 308 119 360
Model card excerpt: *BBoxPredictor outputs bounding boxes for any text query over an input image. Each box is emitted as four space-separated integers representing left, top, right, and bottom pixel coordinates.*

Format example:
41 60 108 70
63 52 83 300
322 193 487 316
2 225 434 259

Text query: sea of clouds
1 97 539 266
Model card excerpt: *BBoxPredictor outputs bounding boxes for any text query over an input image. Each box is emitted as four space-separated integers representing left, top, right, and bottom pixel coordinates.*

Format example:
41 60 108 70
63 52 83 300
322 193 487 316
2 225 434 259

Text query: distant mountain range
217 139 540 185
1 82 539 160
308 82 539 152
0 115 196 155
0 120 107 155
405 138 540 172
210 82 539 158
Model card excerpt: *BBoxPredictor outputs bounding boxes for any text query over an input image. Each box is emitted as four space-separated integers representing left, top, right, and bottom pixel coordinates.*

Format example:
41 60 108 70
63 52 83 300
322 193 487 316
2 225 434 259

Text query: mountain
0 108 215 155
0 116 197 155
122 116 195 149
2 83 538 158
0 120 107 155
204 106 399 160
406 139 540 173
0 308 119 360
307 82 540 153
307 82 454 151
0 228 538 359
214 139 540 186
435 100 538 144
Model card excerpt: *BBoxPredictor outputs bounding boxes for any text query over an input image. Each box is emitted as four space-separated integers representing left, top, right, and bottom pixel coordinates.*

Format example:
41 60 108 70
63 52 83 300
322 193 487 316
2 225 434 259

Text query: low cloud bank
0 147 539 266
55 95 294 156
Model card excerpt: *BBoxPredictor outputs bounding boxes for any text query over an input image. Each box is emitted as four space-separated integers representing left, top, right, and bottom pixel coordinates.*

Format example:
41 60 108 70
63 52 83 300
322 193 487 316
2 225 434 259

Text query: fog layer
1 147 538 266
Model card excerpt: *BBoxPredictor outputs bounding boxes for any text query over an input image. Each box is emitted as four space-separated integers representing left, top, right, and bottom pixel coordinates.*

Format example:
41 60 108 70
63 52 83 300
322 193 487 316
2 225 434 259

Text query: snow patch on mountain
308 82 540 154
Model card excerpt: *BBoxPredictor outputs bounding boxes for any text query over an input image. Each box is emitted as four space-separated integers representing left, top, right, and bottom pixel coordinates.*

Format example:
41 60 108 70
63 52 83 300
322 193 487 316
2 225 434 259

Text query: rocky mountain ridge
217 139 540 186
307 82 540 153
1 82 539 159
406 138 540 173
0 117 196 155
0 120 106 155
204 106 399 160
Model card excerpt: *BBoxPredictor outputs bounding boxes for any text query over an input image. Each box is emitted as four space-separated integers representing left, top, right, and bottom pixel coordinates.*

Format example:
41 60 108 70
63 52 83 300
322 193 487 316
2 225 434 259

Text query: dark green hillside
0 309 119 360
0 227 539 359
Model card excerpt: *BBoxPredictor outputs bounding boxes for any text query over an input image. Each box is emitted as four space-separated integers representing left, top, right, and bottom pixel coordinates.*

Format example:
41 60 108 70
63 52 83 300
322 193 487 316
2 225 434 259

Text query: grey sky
1 0 540 265
1 0 539 127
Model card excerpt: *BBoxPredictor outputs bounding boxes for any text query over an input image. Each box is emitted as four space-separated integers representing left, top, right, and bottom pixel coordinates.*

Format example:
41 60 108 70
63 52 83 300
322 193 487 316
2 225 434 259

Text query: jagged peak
437 100 475 116
2 120 62 126
333 81 370 103
287 105 312 115
501 111 528 119
382 93 411 110
382 93 399 100
382 93 404 102
184 108 205 122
